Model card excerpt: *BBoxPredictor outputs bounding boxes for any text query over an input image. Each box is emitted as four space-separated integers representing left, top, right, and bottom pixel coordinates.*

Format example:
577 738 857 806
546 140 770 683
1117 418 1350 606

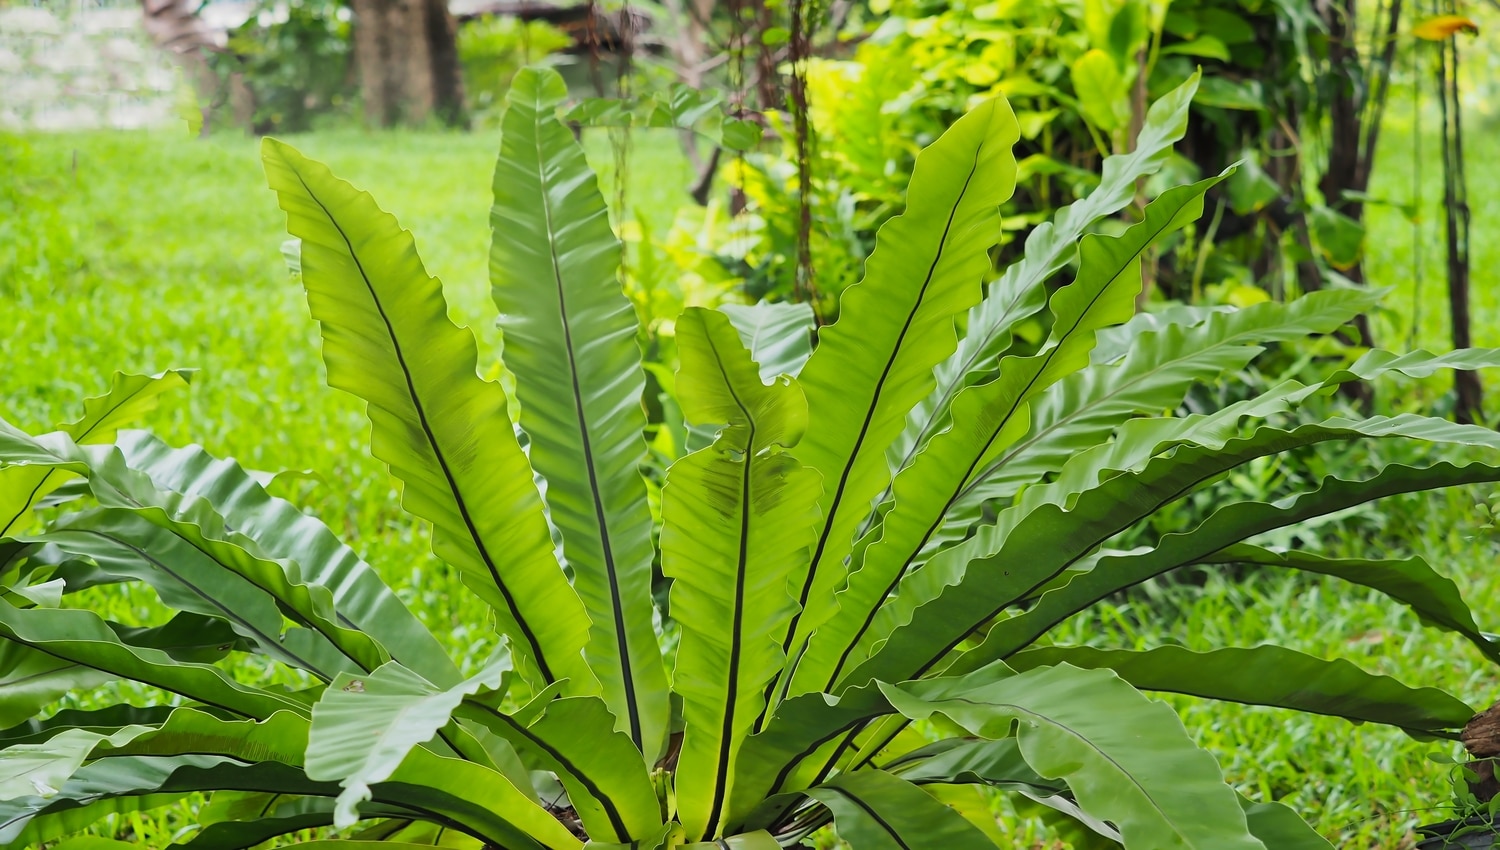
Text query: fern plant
2 68 1499 850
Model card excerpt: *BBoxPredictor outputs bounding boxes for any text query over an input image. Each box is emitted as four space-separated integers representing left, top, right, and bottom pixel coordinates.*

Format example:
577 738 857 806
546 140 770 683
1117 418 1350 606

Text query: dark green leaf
112 431 460 686
884 663 1265 850
1010 645 1475 737
805 769 997 850
1200 544 1500 664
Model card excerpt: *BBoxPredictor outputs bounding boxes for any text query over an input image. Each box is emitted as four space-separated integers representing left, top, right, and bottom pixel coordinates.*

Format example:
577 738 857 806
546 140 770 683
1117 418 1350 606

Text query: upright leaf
780 93 1021 702
890 74 1200 477
800 174 1224 691
371 742 582 849
663 308 822 840
263 138 591 691
680 832 781 850
456 695 663 843
489 67 667 757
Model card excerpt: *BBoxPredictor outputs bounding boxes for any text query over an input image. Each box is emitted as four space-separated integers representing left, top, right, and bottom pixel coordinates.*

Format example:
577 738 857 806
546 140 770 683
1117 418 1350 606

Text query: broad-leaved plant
2 69 1499 850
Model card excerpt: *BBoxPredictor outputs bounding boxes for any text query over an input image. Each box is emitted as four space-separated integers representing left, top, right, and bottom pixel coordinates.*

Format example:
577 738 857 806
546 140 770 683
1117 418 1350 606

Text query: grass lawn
1365 100 1500 353
3 116 1499 849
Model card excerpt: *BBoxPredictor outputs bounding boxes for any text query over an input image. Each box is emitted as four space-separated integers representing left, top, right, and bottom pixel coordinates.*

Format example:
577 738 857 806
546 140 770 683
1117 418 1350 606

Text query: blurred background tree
132 0 1485 406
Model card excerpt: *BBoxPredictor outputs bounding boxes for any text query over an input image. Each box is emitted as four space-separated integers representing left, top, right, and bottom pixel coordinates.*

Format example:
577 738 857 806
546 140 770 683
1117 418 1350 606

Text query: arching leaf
949 288 1382 523
1199 544 1500 664
0 758 328 846
0 427 390 681
883 663 1266 850
889 738 1114 840
0 598 306 721
1240 799 1335 850
890 74 1200 482
112 431 460 687
799 172 1224 692
945 461 1500 683
0 371 191 536
34 510 358 681
0 640 112 730
1009 645 1475 737
177 794 406 850
854 418 1500 689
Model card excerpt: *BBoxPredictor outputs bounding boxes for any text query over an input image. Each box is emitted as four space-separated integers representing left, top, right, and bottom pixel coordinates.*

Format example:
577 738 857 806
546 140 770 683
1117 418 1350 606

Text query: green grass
1365 96 1500 353
3 117 1499 850
1 125 692 616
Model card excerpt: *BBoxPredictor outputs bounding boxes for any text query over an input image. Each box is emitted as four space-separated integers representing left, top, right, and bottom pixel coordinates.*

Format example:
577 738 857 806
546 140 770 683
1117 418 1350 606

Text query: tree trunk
139 0 253 133
350 0 466 128
1317 0 1377 351
1464 702 1500 803
424 0 467 127
1437 33 1482 423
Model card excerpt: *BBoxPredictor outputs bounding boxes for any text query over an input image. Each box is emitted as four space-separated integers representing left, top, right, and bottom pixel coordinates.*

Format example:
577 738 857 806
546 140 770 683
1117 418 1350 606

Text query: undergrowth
1 124 1496 849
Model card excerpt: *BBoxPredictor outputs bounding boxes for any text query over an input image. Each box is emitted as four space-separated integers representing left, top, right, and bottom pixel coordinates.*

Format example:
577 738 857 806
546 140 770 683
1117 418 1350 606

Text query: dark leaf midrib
0 384 156 536
821 785 914 850
464 699 631 840
1025 646 1463 733
826 221 1135 689
70 528 330 682
0 633 254 720
774 143 987 711
522 110 642 750
909 434 1411 681
832 441 1449 782
956 323 1278 507
286 168 554 683
699 331 757 841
